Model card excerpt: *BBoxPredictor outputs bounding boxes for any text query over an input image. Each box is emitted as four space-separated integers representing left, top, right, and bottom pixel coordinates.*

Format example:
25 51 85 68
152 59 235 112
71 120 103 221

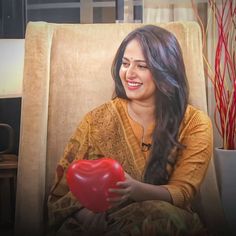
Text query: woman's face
119 39 157 104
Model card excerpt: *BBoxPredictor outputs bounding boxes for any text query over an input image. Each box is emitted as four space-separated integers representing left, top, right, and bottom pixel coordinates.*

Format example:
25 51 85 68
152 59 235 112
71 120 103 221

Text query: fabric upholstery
15 22 225 235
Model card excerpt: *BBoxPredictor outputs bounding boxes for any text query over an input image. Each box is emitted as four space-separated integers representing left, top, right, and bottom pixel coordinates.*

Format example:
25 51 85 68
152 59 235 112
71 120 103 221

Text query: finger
116 181 129 188
109 201 121 209
124 172 131 179
107 196 123 203
108 188 127 195
107 194 128 203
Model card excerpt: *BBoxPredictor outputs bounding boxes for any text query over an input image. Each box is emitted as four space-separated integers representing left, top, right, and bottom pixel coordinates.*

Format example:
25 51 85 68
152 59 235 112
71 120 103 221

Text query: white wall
0 39 24 98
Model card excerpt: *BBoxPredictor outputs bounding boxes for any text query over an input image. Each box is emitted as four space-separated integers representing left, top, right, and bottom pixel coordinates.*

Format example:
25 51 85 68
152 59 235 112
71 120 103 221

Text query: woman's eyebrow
122 56 146 63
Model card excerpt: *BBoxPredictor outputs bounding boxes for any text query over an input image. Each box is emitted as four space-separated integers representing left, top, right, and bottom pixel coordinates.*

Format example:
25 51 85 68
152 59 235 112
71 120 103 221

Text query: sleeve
162 111 213 208
47 113 91 227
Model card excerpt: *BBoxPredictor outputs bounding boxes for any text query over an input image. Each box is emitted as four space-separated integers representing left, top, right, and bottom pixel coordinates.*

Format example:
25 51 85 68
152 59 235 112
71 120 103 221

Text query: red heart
66 157 125 212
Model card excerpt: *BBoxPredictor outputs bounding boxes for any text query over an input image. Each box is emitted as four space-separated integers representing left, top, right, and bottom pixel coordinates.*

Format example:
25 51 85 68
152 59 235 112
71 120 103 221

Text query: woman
48 25 212 236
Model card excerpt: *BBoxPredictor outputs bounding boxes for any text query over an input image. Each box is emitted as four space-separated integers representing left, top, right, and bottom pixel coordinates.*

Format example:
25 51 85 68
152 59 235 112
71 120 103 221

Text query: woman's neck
128 100 155 129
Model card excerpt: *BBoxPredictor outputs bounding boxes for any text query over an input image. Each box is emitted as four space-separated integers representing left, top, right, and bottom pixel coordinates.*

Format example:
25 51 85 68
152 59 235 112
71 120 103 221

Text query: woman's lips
126 81 143 90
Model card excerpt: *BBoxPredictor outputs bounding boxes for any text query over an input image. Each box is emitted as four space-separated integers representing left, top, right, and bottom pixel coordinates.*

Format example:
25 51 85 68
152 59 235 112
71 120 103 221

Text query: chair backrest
15 22 225 235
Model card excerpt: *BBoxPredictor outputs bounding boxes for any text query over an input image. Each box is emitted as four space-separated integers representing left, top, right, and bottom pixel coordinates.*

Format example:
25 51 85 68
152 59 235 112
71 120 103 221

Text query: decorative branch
192 0 236 149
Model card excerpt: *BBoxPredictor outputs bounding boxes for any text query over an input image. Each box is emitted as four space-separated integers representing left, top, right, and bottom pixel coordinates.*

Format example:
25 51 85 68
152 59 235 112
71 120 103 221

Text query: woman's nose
126 64 136 78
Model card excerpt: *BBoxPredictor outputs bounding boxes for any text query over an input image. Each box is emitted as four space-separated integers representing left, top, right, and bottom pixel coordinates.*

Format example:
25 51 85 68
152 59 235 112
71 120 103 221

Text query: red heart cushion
66 157 125 212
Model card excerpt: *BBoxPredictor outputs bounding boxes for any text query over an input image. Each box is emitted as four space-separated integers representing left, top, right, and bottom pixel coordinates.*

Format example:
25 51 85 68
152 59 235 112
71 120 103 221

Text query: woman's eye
138 64 148 69
122 62 129 67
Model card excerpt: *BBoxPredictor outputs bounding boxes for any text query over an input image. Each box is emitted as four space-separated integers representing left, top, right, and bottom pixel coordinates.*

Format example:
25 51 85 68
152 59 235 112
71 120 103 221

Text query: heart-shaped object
66 157 125 213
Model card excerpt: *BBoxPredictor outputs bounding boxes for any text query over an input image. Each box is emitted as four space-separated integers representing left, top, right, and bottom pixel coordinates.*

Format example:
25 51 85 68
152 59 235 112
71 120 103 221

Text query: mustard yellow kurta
48 97 212 235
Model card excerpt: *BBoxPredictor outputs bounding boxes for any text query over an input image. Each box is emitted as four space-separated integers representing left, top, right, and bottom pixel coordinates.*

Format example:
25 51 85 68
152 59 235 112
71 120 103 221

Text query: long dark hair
111 25 189 185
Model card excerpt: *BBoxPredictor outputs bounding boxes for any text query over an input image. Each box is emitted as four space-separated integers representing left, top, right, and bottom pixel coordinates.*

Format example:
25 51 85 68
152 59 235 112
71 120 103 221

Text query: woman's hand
107 172 143 206
107 172 172 207
74 208 107 235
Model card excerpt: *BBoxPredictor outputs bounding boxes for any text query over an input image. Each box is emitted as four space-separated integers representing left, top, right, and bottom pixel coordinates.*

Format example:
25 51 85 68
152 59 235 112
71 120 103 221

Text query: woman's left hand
107 172 142 206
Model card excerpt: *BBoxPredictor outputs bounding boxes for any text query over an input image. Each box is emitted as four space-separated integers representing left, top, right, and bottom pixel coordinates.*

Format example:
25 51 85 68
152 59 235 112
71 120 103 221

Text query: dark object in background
0 97 21 229
0 0 25 38
0 97 21 155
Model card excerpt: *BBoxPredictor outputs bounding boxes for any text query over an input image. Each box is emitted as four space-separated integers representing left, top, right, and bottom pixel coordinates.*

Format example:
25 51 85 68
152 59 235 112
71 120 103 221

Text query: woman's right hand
74 208 107 235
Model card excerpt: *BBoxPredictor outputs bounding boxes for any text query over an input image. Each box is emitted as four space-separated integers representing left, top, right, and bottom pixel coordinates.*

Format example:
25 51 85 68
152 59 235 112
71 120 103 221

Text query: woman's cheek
119 67 126 79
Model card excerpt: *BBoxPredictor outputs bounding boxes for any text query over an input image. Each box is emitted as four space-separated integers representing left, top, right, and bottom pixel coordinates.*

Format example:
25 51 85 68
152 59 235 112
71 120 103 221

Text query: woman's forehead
123 39 145 61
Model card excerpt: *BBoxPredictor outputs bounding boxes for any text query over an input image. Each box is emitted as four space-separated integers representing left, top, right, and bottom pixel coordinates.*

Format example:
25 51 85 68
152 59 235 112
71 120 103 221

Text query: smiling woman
47 24 213 236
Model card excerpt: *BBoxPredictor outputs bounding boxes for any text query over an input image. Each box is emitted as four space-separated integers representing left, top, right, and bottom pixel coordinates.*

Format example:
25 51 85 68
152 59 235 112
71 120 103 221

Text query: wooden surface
0 154 18 171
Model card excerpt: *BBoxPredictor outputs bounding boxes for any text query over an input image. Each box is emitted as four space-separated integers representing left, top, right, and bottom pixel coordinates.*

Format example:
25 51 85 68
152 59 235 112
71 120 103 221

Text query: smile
127 81 143 87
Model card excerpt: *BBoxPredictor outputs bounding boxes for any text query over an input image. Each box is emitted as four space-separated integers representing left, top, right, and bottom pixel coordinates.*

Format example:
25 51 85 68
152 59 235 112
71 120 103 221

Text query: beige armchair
15 22 226 236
